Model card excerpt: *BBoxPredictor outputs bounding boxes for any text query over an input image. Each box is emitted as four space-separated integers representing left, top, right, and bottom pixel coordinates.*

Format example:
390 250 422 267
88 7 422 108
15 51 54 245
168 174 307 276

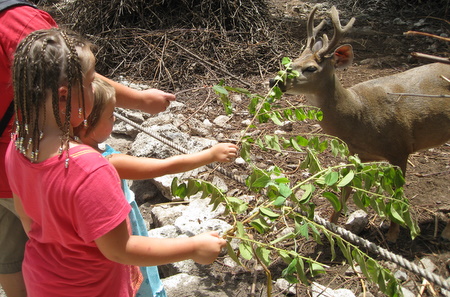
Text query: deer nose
269 79 286 92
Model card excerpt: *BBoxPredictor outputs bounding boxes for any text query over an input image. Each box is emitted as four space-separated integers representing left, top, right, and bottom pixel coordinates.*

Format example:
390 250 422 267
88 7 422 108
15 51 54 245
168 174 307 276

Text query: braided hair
12 28 94 167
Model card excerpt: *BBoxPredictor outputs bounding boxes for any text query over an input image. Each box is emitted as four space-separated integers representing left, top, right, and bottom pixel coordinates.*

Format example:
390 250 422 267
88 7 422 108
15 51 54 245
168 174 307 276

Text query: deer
269 6 450 243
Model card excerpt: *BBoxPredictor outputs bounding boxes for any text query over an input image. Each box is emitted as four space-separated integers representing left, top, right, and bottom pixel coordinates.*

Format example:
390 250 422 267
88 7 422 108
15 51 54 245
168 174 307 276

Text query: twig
410 52 450 65
176 88 214 128
387 92 450 98
170 39 252 87
405 30 450 42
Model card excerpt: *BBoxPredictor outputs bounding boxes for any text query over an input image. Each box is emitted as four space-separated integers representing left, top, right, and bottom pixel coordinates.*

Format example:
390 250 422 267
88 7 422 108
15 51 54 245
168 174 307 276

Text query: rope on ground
113 111 450 291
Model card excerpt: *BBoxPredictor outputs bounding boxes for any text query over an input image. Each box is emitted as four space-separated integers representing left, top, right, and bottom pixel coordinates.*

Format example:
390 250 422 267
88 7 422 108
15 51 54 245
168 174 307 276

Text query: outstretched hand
190 231 227 265
210 143 239 163
138 89 176 114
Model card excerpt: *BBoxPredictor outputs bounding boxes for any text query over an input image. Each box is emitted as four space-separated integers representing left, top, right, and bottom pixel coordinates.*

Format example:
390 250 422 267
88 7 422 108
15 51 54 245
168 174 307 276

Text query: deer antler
306 6 326 50
316 6 355 57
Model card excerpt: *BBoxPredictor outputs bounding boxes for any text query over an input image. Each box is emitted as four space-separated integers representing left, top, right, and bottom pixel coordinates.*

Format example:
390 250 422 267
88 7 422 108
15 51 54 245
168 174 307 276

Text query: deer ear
312 39 323 53
333 44 354 69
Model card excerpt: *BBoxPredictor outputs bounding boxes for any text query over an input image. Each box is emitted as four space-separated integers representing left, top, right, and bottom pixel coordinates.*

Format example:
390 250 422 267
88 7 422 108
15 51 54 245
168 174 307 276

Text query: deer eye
303 66 317 73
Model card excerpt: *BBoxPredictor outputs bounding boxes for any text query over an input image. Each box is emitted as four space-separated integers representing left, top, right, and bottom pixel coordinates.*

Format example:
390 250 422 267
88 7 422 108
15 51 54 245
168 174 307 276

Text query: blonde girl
76 77 238 297
6 28 226 297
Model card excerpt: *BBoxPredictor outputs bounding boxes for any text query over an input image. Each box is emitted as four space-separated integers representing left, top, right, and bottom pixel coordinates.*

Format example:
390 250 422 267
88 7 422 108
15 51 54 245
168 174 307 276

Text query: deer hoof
440 221 450 241
385 224 400 243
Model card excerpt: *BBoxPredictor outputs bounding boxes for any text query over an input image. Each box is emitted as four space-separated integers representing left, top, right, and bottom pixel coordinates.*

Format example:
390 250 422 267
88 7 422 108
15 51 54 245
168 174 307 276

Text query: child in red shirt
6 28 226 297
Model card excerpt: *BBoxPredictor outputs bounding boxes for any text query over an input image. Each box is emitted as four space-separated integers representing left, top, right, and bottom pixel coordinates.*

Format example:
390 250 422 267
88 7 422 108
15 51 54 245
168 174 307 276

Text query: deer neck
307 73 355 110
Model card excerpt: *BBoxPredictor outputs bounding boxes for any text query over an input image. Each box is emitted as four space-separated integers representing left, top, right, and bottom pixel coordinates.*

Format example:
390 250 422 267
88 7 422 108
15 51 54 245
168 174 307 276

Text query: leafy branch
170 58 419 296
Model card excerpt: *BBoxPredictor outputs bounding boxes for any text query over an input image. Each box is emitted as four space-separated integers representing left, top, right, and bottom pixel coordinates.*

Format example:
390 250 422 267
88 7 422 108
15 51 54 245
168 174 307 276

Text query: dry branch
56 0 285 90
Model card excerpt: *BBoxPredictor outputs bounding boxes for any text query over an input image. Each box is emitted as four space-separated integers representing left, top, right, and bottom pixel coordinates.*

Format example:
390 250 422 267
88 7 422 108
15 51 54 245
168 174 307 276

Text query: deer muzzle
269 78 287 92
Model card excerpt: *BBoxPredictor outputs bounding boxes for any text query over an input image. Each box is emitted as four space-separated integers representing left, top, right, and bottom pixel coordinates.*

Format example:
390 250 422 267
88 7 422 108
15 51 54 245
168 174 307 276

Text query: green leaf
278 250 292 263
227 197 248 214
255 246 271 267
212 84 228 96
282 258 300 284
278 183 292 197
295 258 309 284
323 192 341 212
186 179 200 197
270 113 283 125
172 182 187 198
250 218 271 234
236 222 246 238
240 140 251 162
273 196 286 206
260 207 280 219
310 262 326 277
251 175 271 188
265 135 281 152
324 171 339 186
226 241 242 266
171 177 179 197
299 184 315 203
337 170 355 187
281 57 292 66
298 223 309 239
238 242 253 260
388 203 406 225
270 231 296 245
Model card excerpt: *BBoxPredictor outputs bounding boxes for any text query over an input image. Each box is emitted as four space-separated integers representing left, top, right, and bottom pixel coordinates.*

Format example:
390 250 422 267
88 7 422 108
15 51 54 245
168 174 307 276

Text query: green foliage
170 59 421 297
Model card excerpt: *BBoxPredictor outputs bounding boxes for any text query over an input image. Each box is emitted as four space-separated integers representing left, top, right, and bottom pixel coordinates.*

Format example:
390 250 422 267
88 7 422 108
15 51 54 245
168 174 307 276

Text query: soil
148 1 450 296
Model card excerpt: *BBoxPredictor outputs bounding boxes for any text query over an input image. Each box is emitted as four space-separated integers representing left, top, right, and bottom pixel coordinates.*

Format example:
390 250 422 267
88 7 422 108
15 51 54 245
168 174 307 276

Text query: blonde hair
13 28 94 163
84 77 116 136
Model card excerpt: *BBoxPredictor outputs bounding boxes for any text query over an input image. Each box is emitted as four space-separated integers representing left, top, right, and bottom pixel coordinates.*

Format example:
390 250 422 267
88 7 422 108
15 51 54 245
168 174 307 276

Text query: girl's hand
190 231 227 264
138 89 176 114
209 143 238 163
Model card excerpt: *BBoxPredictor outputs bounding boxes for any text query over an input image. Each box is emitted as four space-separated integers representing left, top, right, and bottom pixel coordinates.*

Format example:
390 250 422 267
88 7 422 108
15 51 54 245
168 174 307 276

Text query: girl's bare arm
13 194 32 235
95 220 226 266
109 143 238 180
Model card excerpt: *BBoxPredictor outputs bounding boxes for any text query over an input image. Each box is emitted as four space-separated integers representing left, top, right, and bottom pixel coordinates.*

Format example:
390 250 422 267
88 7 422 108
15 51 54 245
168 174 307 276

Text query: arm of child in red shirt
95 220 226 266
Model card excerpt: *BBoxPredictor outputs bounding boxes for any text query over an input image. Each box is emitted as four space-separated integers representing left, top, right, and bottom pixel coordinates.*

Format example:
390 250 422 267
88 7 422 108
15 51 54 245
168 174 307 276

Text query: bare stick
405 31 450 42
170 39 251 87
410 52 450 65
387 92 450 98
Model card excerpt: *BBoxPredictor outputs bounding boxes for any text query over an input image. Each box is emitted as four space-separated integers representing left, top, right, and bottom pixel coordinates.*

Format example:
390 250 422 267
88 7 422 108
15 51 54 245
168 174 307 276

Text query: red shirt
0 5 57 197
6 143 140 296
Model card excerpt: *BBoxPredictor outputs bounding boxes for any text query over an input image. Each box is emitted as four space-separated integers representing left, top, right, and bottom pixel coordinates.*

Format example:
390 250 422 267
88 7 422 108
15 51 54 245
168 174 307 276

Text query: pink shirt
6 142 140 297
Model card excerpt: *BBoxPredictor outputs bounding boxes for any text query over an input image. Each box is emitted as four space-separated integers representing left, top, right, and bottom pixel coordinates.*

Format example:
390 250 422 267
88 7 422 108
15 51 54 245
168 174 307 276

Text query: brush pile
56 0 287 90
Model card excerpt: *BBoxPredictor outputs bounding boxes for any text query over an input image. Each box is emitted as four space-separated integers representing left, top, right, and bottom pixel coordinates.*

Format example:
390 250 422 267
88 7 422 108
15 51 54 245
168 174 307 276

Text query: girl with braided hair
5 28 226 297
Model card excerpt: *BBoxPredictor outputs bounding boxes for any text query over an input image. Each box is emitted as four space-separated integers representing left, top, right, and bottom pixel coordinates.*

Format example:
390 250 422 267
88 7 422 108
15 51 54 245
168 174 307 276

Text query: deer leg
329 185 351 223
384 157 408 243
440 218 450 241
385 222 400 243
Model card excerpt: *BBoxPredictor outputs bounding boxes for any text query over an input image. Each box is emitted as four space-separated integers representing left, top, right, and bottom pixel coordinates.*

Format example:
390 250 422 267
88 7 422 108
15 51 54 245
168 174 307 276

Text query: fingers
225 144 238 162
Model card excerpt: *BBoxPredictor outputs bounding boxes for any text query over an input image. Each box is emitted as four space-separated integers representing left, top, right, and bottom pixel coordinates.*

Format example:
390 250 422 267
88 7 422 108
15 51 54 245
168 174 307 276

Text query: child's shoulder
69 144 110 169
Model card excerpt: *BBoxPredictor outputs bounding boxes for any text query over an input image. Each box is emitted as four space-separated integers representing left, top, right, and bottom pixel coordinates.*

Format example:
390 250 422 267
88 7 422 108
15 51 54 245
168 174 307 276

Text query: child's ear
58 86 69 111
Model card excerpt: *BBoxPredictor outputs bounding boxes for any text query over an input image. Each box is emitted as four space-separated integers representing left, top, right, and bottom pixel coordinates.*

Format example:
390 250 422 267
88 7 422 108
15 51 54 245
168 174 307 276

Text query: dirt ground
159 1 450 296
